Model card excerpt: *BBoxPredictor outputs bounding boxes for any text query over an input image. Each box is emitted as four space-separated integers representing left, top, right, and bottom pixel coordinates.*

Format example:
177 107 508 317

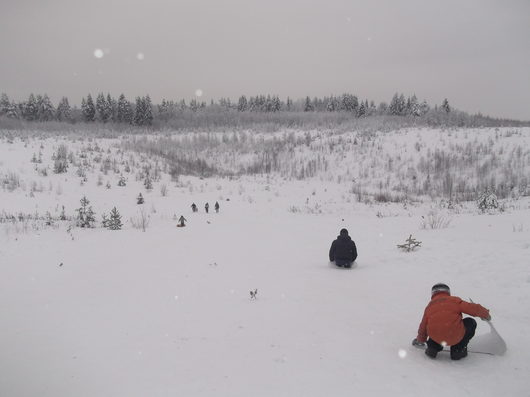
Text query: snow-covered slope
1 131 529 396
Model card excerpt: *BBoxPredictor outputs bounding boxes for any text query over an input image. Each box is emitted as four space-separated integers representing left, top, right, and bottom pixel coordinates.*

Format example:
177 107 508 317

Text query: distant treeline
0 92 527 131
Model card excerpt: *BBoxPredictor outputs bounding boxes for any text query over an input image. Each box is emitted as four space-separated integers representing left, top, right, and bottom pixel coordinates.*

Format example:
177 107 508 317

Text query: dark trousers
427 317 477 353
335 259 352 268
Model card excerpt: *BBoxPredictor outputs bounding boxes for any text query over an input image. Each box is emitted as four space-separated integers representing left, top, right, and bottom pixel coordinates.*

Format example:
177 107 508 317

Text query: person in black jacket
329 228 357 268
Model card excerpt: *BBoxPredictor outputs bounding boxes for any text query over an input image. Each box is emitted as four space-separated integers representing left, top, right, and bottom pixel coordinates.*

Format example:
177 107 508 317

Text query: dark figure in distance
205 202 209 213
178 215 187 227
215 201 220 213
412 283 491 360
329 228 357 268
191 203 197 212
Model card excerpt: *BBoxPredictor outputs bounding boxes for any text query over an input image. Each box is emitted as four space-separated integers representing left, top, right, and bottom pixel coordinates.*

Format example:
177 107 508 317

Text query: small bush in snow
75 196 96 228
397 234 422 252
477 189 499 213
2 171 21 192
130 208 150 232
420 210 452 229
137 193 144 204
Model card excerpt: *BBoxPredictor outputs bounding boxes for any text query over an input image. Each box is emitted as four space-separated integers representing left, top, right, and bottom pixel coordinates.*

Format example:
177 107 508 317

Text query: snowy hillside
1 128 530 397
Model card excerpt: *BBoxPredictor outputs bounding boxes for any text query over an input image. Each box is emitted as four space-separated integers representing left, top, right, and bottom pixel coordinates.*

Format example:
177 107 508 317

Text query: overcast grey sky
1 0 529 120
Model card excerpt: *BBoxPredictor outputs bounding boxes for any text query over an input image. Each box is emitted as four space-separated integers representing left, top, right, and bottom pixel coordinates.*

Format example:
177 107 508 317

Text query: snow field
1 131 530 396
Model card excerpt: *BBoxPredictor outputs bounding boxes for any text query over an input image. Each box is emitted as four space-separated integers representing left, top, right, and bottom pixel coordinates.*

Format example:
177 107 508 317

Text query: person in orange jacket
412 283 491 360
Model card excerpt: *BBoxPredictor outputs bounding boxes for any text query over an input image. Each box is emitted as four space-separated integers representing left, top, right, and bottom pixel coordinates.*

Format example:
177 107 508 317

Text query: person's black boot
425 347 438 359
451 347 468 360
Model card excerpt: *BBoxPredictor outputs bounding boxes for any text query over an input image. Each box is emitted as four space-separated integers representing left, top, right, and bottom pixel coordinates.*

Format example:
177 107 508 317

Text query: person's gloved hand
481 314 492 321
412 338 425 347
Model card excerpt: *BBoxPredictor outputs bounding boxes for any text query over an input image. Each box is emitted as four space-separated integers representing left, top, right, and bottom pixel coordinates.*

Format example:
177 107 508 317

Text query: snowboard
413 321 507 356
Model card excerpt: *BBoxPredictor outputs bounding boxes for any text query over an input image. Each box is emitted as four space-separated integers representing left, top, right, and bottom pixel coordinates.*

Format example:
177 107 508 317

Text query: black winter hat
431 283 450 296
340 228 349 236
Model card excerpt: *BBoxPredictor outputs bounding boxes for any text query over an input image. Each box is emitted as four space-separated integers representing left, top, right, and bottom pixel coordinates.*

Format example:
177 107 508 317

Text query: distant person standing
215 201 220 213
191 203 197 212
205 202 209 213
329 228 357 268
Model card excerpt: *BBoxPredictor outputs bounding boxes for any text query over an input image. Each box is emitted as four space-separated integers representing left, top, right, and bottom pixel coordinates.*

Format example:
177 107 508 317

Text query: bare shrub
2 171 21 191
420 210 452 229
130 208 150 232
160 183 168 197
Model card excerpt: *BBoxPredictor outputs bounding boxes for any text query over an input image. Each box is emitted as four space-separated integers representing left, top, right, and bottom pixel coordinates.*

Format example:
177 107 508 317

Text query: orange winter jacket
417 292 490 346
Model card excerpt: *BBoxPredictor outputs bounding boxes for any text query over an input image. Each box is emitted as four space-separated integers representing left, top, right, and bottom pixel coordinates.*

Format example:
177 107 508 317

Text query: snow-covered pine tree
123 100 134 124
286 97 292 111
389 93 400 115
143 95 153 125
76 196 96 228
6 101 19 118
357 101 366 117
144 174 153 190
82 94 96 122
117 94 128 122
134 96 144 125
24 93 38 121
96 93 110 122
107 93 117 122
409 94 420 117
442 98 451 113
137 193 144 204
38 94 55 121
0 93 10 115
56 97 71 121
118 175 126 186
108 207 123 230
237 95 248 111
304 96 313 112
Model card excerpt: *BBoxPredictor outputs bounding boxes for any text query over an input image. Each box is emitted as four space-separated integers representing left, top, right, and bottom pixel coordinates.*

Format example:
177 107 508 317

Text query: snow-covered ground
1 130 530 396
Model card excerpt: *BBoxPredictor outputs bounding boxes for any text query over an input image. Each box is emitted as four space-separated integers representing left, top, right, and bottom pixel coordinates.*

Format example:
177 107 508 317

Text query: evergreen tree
442 98 451 113
357 101 366 117
237 95 248 111
137 193 144 204
107 207 123 230
82 94 96 122
6 101 19 118
420 100 430 115
96 93 110 122
341 94 358 112
37 94 55 121
286 97 293 111
144 174 153 190
56 96 71 121
107 93 117 121
303 96 314 112
143 95 153 125
117 94 128 122
76 196 96 228
272 96 281 112
0 93 9 115
409 94 420 116
24 93 38 121
134 97 143 125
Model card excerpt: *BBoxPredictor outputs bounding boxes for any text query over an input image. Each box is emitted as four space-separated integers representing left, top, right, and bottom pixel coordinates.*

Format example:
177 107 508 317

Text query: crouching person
329 228 357 268
412 283 491 360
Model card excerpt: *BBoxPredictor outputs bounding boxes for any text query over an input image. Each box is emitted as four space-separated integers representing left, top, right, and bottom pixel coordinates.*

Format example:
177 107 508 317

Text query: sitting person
329 228 357 268
412 283 491 360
